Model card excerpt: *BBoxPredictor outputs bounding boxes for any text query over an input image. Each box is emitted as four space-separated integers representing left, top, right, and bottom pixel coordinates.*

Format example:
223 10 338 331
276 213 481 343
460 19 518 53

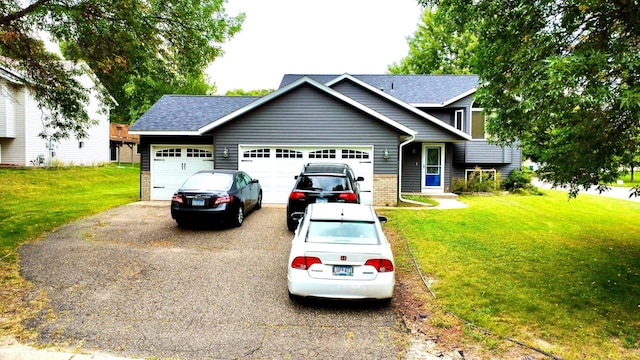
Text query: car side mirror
252 179 259 183
378 216 387 224
356 176 364 181
294 175 299 180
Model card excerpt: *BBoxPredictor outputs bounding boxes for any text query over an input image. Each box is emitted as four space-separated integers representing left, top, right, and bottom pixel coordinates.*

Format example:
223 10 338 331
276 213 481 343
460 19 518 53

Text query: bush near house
451 166 502 193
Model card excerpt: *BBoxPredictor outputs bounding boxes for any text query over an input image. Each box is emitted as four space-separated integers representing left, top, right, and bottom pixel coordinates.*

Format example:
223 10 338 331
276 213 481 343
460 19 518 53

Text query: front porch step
402 192 459 200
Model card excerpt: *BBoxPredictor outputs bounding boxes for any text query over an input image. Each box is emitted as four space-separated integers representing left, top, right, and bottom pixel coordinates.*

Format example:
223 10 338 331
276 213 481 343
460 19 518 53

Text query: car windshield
180 173 233 191
305 220 379 245
296 175 349 191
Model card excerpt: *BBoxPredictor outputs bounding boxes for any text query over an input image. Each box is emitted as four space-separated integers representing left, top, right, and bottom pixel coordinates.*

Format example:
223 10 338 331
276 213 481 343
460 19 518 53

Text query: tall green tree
225 89 274 97
389 7 477 75
1 0 243 140
419 0 640 197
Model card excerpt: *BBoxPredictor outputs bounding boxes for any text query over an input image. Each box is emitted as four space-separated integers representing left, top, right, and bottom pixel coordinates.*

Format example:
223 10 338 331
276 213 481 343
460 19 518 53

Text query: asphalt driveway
18 202 405 359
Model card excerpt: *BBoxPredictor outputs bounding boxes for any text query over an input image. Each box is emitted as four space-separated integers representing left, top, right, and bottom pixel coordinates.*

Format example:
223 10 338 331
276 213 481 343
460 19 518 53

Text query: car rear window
296 175 349 191
181 173 233 191
305 220 379 245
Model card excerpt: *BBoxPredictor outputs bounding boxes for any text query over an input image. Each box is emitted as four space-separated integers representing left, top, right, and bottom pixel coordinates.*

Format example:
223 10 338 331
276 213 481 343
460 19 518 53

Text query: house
129 74 522 205
110 123 140 165
0 63 110 166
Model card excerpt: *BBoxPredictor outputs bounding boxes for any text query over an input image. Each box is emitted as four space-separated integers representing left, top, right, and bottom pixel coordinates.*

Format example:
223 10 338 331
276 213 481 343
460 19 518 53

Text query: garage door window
275 149 303 159
309 149 336 159
187 148 213 158
156 148 181 157
342 149 369 159
243 148 270 158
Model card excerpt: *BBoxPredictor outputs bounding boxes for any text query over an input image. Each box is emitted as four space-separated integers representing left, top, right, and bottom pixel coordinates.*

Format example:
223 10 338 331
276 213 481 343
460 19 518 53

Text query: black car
171 170 262 228
286 163 363 231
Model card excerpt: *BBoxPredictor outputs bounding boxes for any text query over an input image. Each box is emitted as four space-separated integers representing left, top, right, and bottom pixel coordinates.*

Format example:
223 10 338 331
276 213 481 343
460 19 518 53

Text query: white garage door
151 145 214 200
238 145 374 204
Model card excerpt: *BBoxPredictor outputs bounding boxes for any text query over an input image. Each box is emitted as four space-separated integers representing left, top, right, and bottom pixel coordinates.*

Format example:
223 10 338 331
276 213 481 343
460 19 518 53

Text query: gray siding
452 141 521 164
209 84 404 174
332 81 464 142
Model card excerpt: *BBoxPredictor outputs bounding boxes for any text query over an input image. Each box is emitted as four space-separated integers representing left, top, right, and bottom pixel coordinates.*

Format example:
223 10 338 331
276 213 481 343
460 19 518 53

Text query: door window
425 147 442 187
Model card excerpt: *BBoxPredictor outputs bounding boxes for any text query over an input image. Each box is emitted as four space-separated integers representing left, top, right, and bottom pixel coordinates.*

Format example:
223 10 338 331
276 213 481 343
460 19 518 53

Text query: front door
422 144 445 193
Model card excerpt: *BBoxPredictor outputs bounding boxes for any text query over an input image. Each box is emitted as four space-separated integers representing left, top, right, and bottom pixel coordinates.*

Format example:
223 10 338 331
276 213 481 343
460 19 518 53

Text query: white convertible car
287 203 395 301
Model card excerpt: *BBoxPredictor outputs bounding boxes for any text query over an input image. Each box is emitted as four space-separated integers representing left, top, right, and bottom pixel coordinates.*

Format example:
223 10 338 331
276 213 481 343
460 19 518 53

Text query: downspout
398 134 430 206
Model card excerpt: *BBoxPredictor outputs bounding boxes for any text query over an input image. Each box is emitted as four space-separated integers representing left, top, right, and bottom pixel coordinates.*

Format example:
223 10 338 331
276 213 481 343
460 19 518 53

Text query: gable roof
198 76 416 135
327 74 471 140
279 74 479 106
130 76 416 136
129 95 260 134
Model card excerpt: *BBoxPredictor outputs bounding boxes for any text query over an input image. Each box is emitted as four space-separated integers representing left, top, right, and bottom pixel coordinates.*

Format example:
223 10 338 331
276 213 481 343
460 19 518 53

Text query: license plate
192 198 205 206
316 198 328 203
333 265 353 276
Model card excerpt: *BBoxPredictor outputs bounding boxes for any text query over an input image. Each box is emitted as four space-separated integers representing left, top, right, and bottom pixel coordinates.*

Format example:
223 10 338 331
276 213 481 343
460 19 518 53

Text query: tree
419 0 640 197
389 7 477 75
225 89 274 97
1 0 243 140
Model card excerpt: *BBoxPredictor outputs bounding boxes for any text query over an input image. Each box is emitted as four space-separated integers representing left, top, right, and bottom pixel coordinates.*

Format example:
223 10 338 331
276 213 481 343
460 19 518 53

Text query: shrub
503 168 535 192
452 167 501 193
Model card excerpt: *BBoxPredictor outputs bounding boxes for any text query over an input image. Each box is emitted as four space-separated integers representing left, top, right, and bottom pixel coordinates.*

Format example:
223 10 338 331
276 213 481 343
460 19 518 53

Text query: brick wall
373 174 398 207
141 171 150 201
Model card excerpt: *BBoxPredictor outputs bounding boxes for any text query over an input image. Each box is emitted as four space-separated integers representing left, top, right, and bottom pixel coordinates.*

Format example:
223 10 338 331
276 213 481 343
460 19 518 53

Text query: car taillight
289 191 306 201
338 192 357 202
365 259 394 273
214 195 233 205
171 194 184 204
291 256 322 270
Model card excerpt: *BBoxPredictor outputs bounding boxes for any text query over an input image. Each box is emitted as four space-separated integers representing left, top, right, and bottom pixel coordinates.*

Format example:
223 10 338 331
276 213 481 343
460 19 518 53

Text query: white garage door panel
151 145 214 200
238 146 373 205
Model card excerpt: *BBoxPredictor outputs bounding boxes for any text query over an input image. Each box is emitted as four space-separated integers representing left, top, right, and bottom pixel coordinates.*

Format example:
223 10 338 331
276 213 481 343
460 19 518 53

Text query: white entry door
422 143 445 193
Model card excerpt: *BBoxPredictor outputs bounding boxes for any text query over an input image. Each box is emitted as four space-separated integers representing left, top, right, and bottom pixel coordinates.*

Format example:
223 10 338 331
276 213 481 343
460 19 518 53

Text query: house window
186 148 213 158
465 168 497 183
341 149 369 159
309 149 336 159
243 148 270 158
275 149 303 159
454 109 464 132
471 109 487 139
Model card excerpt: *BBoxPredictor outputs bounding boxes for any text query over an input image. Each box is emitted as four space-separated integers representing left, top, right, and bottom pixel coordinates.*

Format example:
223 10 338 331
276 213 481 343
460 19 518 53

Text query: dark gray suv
286 163 363 231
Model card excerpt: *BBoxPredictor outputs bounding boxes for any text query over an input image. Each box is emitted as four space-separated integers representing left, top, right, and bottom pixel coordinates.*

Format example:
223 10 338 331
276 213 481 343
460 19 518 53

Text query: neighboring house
0 63 110 166
129 74 522 205
110 123 140 165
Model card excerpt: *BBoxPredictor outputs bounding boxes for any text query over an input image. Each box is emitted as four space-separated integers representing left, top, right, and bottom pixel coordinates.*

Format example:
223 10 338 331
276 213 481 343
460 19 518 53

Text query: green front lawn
381 191 640 359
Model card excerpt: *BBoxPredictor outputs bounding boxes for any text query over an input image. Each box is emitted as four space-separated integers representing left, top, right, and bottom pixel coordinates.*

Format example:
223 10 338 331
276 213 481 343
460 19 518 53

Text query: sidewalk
532 178 640 202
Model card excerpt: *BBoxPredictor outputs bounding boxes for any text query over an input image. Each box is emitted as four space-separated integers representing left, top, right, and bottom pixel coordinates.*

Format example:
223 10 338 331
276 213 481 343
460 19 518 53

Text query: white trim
326 74 471 141
198 76 416 136
454 109 464 132
421 143 445 193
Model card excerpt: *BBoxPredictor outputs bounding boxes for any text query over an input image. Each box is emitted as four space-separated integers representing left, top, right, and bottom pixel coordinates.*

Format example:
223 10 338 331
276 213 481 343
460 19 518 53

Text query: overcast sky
206 0 424 94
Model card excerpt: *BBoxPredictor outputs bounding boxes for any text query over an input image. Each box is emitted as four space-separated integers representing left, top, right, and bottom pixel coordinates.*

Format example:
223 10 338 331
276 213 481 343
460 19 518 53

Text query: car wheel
176 218 189 228
287 217 297 232
232 204 244 227
255 191 262 210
